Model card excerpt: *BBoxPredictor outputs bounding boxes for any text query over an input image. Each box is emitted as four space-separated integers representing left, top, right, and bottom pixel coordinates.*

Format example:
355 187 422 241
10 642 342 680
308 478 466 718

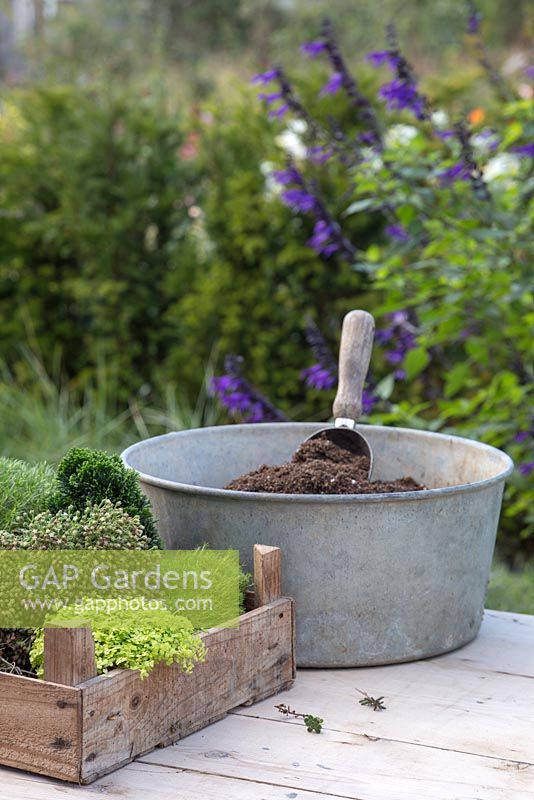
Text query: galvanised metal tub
122 423 513 667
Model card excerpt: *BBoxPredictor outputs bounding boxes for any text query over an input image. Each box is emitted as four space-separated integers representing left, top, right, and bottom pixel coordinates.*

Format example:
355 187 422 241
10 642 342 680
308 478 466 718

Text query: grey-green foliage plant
30 606 206 679
0 352 143 464
52 448 160 547
0 499 153 551
0 458 56 531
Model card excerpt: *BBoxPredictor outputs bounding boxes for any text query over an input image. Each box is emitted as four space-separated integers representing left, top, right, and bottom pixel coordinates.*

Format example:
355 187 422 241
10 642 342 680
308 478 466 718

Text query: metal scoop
306 309 375 478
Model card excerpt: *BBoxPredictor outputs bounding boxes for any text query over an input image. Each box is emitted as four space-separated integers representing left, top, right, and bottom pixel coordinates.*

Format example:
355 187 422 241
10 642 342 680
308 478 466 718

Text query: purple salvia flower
307 219 333 246
211 355 287 423
385 349 404 365
466 1 482 34
320 17 383 148
302 317 338 391
321 243 340 257
394 369 406 380
376 24 430 122
525 66 534 79
389 310 409 325
307 220 340 256
224 392 252 414
436 129 456 140
281 188 317 213
379 79 425 118
375 328 394 345
273 167 302 185
268 104 289 119
277 160 356 261
438 161 472 185
251 69 280 85
366 50 398 69
211 375 240 394
358 131 378 145
378 310 418 371
362 389 377 415
320 71 343 96
301 40 327 57
514 431 532 443
385 223 410 242
253 64 323 140
258 91 283 104
512 143 534 158
307 145 332 164
518 461 534 476
301 364 337 391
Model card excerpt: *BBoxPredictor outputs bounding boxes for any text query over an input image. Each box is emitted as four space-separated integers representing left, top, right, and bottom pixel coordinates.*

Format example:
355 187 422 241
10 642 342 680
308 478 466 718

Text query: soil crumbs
225 432 425 495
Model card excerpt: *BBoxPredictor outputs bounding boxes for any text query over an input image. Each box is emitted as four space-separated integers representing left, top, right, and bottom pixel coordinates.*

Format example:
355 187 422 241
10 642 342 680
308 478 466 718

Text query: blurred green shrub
0 83 379 417
0 85 200 398
166 89 381 415
486 562 534 614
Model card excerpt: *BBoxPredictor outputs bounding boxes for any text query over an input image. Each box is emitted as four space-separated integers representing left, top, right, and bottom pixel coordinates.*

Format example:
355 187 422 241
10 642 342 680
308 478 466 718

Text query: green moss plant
53 448 160 547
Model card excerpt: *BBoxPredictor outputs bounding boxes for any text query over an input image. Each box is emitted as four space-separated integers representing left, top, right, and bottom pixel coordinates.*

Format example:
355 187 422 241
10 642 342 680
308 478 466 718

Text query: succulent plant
0 499 153 550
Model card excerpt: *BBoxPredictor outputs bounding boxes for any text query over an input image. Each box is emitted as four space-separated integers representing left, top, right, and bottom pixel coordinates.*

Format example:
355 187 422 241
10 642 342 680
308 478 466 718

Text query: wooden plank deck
1 609 532 799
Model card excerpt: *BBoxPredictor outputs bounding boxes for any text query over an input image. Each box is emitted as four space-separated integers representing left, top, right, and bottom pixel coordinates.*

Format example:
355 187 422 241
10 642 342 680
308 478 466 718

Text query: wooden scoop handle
333 310 375 423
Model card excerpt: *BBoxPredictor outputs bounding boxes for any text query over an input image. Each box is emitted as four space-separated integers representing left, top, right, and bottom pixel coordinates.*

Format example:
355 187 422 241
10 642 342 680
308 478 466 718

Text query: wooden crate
0 544 295 785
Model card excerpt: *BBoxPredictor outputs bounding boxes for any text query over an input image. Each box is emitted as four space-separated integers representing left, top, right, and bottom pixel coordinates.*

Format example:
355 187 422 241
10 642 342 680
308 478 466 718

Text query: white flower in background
260 160 281 197
260 160 275 176
361 149 384 171
385 124 418 148
472 129 500 155
430 110 448 129
275 129 307 159
484 153 520 182
288 118 307 135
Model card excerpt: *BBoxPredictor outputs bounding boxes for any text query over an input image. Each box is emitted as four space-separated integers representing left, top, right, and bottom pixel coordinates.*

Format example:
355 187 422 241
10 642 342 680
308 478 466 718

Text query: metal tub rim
122 422 514 504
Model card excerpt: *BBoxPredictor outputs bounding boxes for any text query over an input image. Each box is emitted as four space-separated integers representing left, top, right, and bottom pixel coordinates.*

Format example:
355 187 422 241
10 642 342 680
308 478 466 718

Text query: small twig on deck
356 688 386 711
275 703 324 733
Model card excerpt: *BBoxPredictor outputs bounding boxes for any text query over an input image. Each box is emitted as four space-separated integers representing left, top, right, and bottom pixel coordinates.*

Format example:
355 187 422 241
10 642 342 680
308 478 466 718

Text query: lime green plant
30 607 206 679
0 458 55 531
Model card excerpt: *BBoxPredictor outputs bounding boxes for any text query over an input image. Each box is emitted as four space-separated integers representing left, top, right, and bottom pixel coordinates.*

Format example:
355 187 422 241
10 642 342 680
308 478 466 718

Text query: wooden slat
44 626 97 687
0 673 82 783
0 760 343 799
141 711 534 800
457 610 534 676
235 663 534 762
79 598 294 784
0 611 531 797
233 610 534 763
253 544 281 607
